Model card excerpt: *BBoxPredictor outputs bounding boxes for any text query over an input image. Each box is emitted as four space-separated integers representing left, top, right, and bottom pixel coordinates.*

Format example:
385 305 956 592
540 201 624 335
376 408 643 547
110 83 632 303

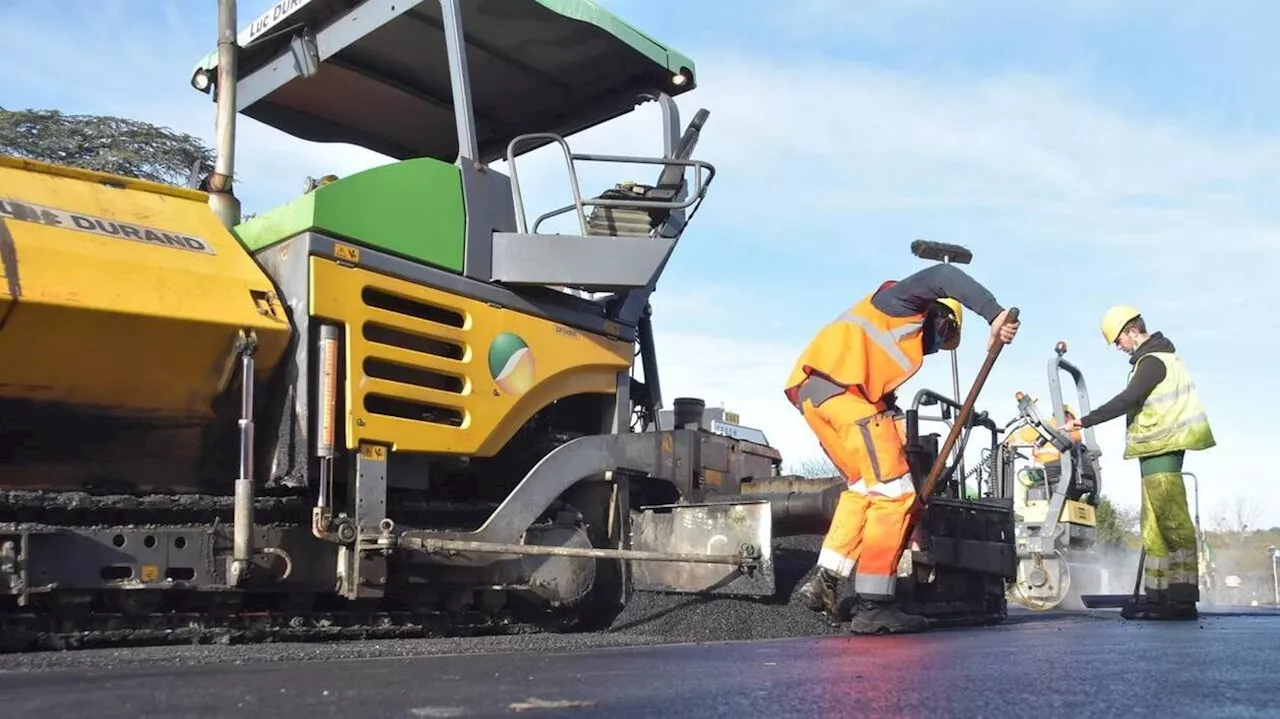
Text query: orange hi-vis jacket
785 281 927 409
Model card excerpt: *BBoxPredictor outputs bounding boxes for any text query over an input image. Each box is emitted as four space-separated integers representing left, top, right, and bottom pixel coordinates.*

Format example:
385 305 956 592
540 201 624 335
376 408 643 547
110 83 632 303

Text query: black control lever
1016 392 1074 453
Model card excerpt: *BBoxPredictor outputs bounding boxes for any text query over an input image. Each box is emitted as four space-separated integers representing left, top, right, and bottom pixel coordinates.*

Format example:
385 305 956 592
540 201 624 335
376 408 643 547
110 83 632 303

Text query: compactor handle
1015 391 1075 453
918 307 1019 500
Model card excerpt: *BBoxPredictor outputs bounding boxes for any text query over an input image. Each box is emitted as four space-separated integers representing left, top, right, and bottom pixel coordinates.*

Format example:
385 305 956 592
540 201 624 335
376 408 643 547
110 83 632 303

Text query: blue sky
3 0 1278 528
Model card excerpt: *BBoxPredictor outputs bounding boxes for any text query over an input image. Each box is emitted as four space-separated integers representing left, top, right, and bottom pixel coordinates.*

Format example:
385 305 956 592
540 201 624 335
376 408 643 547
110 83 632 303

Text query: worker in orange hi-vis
784 263 1019 634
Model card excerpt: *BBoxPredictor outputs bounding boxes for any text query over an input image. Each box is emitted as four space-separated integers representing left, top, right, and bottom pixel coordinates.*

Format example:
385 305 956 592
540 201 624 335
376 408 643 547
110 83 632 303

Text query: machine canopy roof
193 0 697 163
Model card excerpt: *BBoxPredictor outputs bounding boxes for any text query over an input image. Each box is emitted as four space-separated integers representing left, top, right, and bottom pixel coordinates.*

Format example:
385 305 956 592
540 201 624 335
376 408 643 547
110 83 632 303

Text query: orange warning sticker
334 243 360 263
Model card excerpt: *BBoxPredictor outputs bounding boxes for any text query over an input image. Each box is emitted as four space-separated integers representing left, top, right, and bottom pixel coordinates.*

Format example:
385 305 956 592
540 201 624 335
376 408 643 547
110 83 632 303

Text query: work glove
882 391 900 413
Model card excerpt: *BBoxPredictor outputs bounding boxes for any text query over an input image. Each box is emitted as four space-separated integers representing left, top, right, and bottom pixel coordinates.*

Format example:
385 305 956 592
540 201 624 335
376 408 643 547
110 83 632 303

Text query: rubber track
0 606 587 653
0 490 311 526
0 491 591 653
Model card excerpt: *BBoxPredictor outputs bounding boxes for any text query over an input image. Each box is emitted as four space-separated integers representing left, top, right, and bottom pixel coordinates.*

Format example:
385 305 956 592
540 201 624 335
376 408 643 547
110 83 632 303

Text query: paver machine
1000 341 1105 609
0 0 1019 648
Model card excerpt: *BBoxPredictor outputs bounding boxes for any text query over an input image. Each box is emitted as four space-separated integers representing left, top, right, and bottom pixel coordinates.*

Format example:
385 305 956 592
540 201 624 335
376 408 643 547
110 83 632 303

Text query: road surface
2 608 1279 718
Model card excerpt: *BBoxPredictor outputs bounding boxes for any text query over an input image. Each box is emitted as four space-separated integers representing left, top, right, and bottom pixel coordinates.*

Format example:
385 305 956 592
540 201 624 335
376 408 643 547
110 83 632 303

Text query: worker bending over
785 263 1019 634
1063 306 1215 620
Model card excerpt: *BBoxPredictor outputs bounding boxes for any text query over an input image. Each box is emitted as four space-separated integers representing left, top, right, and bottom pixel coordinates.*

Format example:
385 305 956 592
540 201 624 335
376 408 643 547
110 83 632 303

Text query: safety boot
797 568 839 620
847 596 930 635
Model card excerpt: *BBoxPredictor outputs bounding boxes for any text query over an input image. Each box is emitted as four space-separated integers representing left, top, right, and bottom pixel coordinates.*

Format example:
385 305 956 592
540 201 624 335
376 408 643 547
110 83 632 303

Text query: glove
882 390 900 413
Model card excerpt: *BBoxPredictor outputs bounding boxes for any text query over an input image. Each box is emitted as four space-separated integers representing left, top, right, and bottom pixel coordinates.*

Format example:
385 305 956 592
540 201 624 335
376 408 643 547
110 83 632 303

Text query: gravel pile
603 533 847 642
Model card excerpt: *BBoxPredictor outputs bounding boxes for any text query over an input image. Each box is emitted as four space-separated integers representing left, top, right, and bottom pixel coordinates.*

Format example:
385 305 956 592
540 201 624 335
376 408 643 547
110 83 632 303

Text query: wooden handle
918 307 1020 500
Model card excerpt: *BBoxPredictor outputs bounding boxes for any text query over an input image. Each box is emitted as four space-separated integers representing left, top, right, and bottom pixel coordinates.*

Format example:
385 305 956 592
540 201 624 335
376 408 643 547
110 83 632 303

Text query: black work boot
797 568 839 619
1122 598 1197 620
847 596 930 635
1120 598 1151 619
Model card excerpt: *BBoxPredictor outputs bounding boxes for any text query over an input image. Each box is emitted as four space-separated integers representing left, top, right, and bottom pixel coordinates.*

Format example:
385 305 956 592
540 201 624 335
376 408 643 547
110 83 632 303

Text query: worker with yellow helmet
785 262 1018 634
1063 305 1215 621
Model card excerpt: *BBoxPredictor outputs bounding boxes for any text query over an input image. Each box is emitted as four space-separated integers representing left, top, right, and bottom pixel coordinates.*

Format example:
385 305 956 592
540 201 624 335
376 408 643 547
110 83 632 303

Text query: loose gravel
0 535 848 672
604 534 848 642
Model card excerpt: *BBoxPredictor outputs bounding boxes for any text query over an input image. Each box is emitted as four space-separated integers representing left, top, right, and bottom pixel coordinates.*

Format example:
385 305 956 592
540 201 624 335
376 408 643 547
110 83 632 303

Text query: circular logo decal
488 332 535 396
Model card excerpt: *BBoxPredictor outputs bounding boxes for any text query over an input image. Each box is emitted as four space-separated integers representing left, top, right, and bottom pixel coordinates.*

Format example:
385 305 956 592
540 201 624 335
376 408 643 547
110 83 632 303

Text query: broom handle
918 307 1020 500
1133 548 1146 600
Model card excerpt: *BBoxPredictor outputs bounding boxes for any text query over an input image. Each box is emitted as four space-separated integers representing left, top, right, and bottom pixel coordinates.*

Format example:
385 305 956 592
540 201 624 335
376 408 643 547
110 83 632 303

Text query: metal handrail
908 389 1001 497
507 133 587 235
505 132 716 235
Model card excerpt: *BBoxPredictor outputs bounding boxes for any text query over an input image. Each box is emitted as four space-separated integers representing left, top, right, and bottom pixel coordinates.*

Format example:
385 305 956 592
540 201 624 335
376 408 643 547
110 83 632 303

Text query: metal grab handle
1015 392 1075 453
506 132 717 235
527 156 715 234
506 133 589 235
1048 341 1100 452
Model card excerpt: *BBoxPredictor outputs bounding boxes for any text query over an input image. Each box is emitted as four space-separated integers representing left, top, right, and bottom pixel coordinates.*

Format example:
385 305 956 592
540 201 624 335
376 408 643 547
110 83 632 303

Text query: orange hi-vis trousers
799 385 917 602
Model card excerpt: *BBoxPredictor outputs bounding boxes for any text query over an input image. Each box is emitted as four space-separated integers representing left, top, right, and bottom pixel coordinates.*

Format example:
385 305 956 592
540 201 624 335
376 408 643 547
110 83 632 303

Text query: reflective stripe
1168 547 1198 587
818 547 856 577
854 572 896 599
1142 383 1195 411
835 310 923 372
857 420 883 481
1127 410 1209 445
847 475 912 496
794 374 846 410
867 475 914 498
1144 555 1170 591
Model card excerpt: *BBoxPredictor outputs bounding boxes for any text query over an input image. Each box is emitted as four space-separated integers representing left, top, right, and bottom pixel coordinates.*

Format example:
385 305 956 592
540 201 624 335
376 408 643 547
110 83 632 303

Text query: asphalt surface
4 608 1280 717
4 533 1279 717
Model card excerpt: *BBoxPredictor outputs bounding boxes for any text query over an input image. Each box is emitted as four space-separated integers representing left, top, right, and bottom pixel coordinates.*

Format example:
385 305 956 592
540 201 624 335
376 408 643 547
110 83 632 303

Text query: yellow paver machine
0 0 1018 648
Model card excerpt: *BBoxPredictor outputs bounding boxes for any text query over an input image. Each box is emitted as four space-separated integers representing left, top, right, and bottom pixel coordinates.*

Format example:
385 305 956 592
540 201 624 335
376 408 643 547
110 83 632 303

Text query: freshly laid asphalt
3 535 1278 716
2 607 1279 718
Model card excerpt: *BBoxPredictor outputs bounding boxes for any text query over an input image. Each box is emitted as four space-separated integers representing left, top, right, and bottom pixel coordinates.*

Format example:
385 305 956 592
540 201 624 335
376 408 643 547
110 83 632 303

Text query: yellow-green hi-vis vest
1124 352 1216 459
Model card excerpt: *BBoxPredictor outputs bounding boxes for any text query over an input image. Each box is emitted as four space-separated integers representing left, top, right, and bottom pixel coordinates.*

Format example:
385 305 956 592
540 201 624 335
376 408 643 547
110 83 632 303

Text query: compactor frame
1002 342 1106 609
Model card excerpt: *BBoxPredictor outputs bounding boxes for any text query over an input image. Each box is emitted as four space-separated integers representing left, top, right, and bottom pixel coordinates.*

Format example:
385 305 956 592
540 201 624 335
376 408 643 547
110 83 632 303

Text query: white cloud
623 52 1280 523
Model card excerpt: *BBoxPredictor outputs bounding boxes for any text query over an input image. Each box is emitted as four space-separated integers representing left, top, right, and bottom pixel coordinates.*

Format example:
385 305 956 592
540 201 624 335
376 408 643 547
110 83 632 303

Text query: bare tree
0 108 214 187
1209 496 1262 535
789 456 839 478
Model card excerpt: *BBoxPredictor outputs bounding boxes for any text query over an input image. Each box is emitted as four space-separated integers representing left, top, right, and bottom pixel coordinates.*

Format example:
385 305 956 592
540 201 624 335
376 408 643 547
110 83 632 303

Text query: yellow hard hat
1062 404 1076 417
1101 305 1141 345
936 298 963 350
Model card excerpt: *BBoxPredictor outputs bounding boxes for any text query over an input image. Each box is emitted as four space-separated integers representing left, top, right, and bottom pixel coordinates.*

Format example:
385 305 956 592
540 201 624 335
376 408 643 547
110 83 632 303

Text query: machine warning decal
0 198 217 255
140 564 159 582
334 243 360 263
